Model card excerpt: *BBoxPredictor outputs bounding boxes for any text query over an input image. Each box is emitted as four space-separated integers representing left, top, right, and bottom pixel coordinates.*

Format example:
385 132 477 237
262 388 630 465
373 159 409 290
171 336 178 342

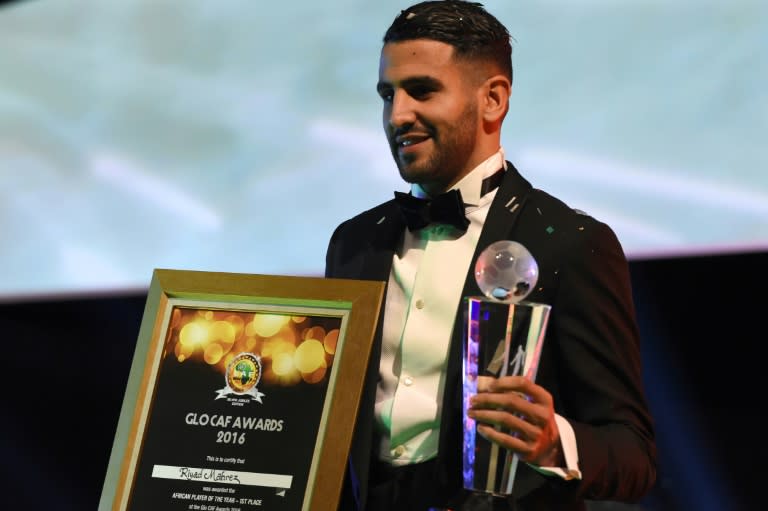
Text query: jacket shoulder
529 188 595 221
519 188 629 265
335 200 396 230
525 188 617 236
325 199 400 278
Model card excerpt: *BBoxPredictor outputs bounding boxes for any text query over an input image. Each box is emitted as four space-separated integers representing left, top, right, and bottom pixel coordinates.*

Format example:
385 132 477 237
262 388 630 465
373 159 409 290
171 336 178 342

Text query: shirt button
403 376 413 386
393 445 406 457
415 299 425 309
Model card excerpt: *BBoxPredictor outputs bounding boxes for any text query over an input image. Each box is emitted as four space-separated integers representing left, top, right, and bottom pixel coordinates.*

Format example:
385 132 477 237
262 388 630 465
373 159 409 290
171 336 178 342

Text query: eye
406 85 434 100
377 86 393 103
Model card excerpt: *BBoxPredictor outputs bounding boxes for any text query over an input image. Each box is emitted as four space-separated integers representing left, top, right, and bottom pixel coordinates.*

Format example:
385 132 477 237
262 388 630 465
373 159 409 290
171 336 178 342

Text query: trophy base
458 491 516 511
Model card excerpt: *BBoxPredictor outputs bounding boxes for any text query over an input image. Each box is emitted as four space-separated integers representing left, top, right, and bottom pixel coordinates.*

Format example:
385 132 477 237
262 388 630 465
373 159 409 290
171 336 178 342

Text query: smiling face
378 39 488 196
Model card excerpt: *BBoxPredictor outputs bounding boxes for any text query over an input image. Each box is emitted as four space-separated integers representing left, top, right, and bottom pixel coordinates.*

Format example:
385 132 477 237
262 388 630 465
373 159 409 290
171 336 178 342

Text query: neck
413 147 505 198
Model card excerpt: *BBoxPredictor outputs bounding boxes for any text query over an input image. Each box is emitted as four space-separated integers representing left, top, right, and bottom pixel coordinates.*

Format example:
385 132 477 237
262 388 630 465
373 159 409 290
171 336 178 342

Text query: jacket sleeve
551 219 657 501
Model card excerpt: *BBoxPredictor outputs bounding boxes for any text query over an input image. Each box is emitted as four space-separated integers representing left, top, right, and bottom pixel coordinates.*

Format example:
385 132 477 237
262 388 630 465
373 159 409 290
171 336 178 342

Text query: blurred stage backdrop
0 0 766 510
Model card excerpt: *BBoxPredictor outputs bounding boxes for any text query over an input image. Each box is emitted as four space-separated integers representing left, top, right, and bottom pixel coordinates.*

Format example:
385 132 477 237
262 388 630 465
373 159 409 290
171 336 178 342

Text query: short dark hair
383 0 513 83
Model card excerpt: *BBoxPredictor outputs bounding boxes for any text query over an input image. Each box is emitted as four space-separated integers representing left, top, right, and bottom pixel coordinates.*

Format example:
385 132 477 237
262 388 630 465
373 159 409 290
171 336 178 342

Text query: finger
471 402 549 432
488 375 535 396
489 376 553 407
470 409 540 440
470 391 544 425
476 424 535 459
476 375 495 393
486 375 526 392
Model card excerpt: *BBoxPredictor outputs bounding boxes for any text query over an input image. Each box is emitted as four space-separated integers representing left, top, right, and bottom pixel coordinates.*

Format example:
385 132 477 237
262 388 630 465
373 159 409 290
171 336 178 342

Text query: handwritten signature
178 467 242 485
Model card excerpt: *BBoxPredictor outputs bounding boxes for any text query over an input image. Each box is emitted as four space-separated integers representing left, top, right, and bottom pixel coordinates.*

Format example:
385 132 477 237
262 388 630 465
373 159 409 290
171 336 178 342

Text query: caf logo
226 353 262 394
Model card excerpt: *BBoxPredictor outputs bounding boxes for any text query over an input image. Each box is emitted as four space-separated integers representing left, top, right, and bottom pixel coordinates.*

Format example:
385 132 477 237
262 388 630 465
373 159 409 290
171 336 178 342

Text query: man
325 1 656 510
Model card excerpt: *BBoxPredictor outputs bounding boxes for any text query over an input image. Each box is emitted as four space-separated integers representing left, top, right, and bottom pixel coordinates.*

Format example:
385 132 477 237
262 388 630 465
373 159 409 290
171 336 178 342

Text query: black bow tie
394 188 469 232
393 169 506 233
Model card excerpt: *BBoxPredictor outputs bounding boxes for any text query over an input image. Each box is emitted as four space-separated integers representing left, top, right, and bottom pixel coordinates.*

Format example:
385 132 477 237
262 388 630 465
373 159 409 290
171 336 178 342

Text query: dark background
1 249 765 510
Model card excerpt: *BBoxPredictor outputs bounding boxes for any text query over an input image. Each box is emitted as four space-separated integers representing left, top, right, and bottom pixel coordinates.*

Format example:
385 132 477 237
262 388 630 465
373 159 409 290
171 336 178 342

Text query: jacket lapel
462 162 534 298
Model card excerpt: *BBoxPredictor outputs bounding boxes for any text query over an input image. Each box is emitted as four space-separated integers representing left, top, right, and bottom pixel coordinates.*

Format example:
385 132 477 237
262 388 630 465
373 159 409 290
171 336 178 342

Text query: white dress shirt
375 148 581 481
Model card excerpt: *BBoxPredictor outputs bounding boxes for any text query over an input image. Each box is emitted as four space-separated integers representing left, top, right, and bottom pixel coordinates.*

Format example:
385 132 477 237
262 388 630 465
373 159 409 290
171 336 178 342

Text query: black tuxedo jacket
325 163 656 510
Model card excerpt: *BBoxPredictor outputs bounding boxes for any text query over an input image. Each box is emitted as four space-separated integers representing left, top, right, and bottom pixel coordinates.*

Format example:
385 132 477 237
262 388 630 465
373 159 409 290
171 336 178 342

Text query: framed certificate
99 269 384 511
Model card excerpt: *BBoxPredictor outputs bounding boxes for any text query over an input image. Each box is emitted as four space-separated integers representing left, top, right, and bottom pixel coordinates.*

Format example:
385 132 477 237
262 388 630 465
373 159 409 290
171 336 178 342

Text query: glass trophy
462 241 552 503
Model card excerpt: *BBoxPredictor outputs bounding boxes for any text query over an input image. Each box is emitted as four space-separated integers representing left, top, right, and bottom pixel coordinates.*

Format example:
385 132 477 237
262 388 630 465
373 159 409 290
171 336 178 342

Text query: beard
390 101 478 194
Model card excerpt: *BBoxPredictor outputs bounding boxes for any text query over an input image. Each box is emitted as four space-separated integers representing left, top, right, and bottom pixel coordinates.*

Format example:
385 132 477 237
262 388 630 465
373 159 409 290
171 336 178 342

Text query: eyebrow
377 75 443 94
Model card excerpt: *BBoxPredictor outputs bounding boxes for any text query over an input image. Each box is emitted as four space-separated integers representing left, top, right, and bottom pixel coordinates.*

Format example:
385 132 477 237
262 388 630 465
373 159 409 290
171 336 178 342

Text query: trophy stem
485 442 501 493
503 452 519 495
485 302 519 494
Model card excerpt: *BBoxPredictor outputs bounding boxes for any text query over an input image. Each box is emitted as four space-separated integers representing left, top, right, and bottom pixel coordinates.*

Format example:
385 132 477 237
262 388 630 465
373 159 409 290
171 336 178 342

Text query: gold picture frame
99 269 384 511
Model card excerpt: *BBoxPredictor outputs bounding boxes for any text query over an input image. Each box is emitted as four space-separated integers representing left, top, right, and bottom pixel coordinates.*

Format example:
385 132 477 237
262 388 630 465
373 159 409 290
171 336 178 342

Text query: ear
481 74 511 123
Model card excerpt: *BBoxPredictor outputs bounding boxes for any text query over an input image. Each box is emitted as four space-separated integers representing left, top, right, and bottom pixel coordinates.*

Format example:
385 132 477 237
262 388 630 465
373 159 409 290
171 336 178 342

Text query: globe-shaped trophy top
474 240 539 303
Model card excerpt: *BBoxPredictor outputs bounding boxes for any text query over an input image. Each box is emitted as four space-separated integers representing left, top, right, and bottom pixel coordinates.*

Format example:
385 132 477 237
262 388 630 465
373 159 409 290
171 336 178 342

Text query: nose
387 90 416 129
